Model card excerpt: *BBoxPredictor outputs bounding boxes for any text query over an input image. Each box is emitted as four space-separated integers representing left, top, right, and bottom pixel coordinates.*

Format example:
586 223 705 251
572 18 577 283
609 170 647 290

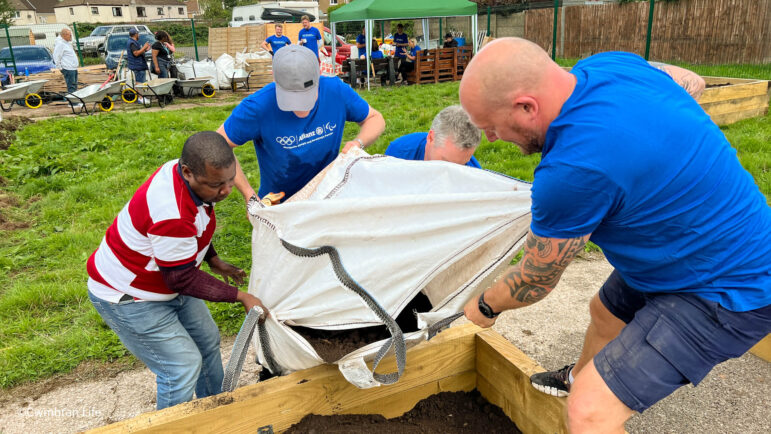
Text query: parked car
0 45 55 84
79 24 152 56
101 32 155 70
320 27 352 64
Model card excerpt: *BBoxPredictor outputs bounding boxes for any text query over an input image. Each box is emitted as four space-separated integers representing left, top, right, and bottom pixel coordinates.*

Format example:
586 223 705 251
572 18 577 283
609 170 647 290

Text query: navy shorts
594 270 771 412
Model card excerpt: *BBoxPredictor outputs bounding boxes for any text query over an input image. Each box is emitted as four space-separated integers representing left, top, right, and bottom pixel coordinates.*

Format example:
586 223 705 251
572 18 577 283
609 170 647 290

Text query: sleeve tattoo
503 233 589 304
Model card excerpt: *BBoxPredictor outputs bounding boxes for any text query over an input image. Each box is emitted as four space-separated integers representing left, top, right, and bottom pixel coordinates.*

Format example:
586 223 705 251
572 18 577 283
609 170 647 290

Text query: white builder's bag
223 149 532 390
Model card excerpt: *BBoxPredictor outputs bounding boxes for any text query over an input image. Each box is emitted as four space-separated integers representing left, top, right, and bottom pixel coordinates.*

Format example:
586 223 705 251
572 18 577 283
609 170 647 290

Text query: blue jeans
156 58 170 78
89 292 224 409
61 69 78 93
132 69 147 84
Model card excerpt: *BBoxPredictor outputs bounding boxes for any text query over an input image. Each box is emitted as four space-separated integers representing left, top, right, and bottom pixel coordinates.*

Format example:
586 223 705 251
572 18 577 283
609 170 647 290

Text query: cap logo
304 80 314 88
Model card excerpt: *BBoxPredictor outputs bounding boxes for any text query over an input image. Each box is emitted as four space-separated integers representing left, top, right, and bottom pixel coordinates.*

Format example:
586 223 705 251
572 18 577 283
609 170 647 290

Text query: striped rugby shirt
87 159 216 303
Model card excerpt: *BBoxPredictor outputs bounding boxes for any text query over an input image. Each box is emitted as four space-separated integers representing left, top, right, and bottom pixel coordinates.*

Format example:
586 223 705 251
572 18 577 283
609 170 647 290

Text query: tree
0 0 17 27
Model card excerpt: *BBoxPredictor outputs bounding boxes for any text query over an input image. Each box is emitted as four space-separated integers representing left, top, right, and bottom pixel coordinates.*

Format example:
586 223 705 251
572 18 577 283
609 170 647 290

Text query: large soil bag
227 149 532 389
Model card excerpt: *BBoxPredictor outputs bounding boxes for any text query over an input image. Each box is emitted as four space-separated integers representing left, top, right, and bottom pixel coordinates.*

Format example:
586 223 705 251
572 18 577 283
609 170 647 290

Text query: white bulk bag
233 149 532 389
214 53 236 89
175 59 218 88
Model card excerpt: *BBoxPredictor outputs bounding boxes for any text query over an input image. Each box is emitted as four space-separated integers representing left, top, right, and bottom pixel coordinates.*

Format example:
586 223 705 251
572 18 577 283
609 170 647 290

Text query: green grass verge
0 80 769 389
556 58 771 80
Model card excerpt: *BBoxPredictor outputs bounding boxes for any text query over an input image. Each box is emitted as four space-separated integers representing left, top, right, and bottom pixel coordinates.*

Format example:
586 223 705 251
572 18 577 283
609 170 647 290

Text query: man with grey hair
53 28 79 94
385 105 482 168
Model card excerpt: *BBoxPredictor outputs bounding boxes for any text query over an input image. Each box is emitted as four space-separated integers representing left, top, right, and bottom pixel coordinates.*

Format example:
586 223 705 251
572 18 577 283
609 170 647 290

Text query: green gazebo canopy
329 0 478 22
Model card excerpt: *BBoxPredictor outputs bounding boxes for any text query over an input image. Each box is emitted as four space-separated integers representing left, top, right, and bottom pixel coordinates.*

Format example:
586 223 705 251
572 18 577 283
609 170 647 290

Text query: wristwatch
478 292 500 319
354 137 365 148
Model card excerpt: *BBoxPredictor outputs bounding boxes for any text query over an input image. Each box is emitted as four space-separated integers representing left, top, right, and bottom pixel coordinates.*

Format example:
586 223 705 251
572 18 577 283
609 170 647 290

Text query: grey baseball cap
273 45 320 111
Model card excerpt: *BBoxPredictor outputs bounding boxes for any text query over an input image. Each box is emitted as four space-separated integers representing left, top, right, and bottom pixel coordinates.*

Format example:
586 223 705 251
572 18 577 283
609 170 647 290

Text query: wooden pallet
87 324 568 434
208 23 323 60
699 77 770 126
23 65 111 94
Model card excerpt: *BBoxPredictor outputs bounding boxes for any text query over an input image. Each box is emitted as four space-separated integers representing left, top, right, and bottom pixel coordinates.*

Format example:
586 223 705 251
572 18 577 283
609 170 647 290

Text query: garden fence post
72 22 84 67
191 18 199 61
644 0 655 60
486 7 491 36
439 18 442 41
552 0 559 60
4 26 17 76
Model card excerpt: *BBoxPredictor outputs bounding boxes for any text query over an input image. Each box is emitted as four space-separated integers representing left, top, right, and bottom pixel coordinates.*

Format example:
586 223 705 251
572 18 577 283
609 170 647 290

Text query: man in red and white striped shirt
88 131 267 410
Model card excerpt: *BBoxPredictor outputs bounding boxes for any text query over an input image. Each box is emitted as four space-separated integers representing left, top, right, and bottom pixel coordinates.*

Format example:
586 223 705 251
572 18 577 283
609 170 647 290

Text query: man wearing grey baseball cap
217 45 385 204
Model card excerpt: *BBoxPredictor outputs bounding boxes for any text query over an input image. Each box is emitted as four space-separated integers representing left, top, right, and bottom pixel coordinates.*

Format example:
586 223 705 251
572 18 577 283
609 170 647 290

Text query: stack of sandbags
30 65 110 93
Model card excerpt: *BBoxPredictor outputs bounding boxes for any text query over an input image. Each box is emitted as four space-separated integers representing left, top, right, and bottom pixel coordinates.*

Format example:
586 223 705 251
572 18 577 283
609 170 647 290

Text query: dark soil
285 390 521 434
706 82 732 88
0 115 32 150
290 293 433 363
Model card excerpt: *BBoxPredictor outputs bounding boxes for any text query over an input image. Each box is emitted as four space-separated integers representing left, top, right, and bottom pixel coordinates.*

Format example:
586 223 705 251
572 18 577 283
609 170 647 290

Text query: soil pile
285 390 521 434
290 293 433 363
0 116 32 150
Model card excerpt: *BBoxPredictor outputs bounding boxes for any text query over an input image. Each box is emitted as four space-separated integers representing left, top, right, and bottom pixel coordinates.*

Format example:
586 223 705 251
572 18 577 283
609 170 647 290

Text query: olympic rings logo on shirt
276 136 297 147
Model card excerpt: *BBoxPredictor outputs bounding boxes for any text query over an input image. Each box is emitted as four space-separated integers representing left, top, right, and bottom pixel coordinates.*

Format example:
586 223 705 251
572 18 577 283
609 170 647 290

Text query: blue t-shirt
265 35 291 53
371 50 384 59
126 38 147 71
393 33 409 58
408 45 421 59
356 34 367 58
531 51 771 311
386 132 481 168
298 27 322 58
223 76 370 199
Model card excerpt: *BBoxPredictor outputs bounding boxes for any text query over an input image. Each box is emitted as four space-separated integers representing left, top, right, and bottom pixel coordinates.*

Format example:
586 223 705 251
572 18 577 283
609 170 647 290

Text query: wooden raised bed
699 76 770 126
750 335 771 363
88 324 567 434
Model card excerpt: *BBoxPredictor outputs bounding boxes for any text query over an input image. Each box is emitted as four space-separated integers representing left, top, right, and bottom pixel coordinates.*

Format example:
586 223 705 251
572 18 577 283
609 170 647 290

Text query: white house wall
54 4 188 24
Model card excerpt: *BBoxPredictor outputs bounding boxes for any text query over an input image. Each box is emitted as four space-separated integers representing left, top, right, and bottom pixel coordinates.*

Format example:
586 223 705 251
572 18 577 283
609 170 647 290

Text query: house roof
55 0 186 7
10 0 36 11
184 0 199 13
26 0 59 13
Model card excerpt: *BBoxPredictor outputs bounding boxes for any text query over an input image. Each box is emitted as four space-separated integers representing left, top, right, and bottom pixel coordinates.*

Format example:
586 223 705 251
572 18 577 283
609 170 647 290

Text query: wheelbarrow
124 78 177 108
0 79 48 111
175 76 216 98
64 80 126 115
230 69 252 92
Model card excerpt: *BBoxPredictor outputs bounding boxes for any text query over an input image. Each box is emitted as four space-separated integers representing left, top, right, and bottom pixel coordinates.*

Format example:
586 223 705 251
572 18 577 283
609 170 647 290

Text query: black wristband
478 292 500 319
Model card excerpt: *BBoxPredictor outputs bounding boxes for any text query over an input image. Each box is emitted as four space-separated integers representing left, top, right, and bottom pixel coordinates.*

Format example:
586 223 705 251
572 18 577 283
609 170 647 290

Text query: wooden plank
265 23 324 46
702 94 769 118
749 334 771 363
698 80 769 104
89 323 482 434
475 331 568 434
709 107 769 126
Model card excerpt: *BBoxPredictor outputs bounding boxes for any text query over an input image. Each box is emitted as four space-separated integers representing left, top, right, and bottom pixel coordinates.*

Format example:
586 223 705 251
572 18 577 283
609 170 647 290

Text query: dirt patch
0 116 32 150
290 293 433 363
0 191 30 231
706 82 732 88
0 357 141 408
285 390 521 434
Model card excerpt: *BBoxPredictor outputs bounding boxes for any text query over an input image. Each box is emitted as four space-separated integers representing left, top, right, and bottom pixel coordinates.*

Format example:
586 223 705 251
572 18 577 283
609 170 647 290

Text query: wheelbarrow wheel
163 94 174 106
201 83 216 98
99 96 114 112
121 88 138 104
25 93 43 109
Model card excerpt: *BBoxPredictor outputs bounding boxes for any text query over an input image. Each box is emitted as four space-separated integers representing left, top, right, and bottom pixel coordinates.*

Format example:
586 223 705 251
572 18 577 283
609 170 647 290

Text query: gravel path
1 256 768 433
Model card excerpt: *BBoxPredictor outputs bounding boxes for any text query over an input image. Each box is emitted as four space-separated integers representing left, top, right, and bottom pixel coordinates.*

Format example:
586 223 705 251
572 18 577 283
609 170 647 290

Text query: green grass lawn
0 80 769 389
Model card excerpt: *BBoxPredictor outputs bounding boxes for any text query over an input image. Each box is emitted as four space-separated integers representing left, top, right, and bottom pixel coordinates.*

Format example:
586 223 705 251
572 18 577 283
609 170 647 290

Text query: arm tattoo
503 233 589 304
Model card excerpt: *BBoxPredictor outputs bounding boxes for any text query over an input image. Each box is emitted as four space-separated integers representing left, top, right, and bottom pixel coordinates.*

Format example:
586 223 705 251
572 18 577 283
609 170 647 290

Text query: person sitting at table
397 38 421 84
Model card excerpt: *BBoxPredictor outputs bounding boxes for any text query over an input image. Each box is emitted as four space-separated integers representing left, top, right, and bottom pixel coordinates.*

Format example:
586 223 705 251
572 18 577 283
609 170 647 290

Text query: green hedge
74 19 229 48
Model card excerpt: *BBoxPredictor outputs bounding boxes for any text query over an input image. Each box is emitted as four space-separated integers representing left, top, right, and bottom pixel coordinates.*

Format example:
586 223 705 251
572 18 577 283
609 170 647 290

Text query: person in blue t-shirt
261 24 291 56
217 45 385 203
397 38 420 83
459 38 771 432
386 105 481 168
392 24 409 60
370 40 384 59
297 16 323 58
356 27 367 59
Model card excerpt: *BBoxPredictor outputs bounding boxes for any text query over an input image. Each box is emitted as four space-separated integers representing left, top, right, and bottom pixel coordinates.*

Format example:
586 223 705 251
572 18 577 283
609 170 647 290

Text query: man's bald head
460 38 553 108
459 37 576 155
